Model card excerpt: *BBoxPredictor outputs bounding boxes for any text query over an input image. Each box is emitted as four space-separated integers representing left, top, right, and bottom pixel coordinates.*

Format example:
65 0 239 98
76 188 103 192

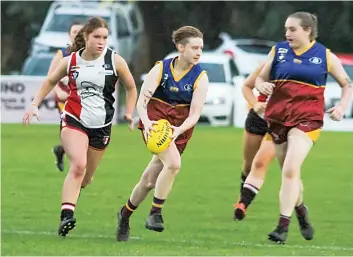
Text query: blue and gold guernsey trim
58 47 70 58
152 57 206 106
270 40 329 88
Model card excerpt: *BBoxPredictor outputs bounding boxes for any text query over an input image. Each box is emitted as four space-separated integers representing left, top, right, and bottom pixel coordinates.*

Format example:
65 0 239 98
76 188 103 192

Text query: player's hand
256 82 275 96
170 125 182 142
143 119 157 139
124 113 134 132
327 104 345 121
23 104 40 125
253 102 267 115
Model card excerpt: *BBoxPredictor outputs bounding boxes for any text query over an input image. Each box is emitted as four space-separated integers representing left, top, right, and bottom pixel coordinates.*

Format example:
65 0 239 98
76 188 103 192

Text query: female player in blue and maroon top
255 12 352 243
116 26 209 242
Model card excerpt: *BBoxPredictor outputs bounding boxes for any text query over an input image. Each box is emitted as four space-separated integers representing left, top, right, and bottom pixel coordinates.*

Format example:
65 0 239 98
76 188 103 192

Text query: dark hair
289 12 318 40
68 21 83 34
172 26 203 45
67 17 108 54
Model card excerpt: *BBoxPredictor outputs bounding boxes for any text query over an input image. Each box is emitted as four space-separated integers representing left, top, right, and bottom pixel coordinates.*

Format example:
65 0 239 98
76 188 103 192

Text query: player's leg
117 155 163 241
80 148 105 188
239 109 269 191
53 103 66 172
293 179 314 240
145 142 181 232
58 121 89 236
241 132 263 189
268 128 314 243
121 155 164 216
80 125 112 189
234 137 275 220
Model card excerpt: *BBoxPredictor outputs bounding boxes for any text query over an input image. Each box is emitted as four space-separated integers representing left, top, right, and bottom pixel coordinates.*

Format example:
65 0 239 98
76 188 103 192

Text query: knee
282 166 299 180
165 161 181 175
145 181 155 190
252 159 267 171
70 160 86 179
139 173 156 190
252 156 271 175
138 179 155 191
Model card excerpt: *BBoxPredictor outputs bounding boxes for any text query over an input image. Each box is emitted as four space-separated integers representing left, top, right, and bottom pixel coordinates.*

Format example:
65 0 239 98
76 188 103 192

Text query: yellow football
146 119 173 154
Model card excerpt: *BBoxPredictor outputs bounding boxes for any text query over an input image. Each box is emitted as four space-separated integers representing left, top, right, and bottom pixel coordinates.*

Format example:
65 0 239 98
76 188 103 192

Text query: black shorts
245 108 269 136
60 115 112 150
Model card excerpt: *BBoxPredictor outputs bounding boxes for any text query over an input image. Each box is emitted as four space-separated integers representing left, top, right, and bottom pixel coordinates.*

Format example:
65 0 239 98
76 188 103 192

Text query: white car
30 1 144 65
324 54 353 118
214 32 275 76
162 51 239 126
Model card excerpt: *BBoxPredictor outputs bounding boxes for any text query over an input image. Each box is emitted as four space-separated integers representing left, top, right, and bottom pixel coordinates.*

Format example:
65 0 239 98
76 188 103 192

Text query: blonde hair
171 26 203 45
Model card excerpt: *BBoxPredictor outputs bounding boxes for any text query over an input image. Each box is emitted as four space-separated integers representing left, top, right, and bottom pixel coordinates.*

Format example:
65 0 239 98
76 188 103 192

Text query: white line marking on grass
2 229 353 252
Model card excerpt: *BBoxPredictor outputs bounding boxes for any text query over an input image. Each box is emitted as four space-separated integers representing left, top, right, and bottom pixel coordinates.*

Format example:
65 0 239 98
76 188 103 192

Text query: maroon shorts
138 98 194 154
268 120 323 144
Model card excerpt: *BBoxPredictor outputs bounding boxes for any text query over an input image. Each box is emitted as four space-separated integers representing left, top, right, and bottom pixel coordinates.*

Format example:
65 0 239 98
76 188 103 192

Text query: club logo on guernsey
277 48 288 63
309 57 322 64
184 84 193 91
72 71 79 79
278 48 288 54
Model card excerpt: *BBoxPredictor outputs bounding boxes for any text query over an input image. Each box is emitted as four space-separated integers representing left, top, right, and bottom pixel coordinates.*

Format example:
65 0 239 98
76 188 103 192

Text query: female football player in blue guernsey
116 26 209 242
255 12 353 244
50 21 84 172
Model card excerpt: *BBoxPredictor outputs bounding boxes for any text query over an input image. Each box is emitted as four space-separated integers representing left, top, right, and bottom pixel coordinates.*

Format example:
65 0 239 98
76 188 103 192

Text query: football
146 119 173 154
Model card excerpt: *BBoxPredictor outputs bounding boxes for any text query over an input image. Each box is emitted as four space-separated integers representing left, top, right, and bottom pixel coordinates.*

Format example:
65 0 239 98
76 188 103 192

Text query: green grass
1 124 353 256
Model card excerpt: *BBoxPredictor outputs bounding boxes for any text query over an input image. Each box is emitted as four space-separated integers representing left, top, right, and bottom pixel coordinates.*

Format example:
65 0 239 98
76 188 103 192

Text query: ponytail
67 27 86 54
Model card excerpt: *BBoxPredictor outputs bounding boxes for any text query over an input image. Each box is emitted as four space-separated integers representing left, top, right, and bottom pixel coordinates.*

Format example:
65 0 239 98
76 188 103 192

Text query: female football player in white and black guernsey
23 17 137 237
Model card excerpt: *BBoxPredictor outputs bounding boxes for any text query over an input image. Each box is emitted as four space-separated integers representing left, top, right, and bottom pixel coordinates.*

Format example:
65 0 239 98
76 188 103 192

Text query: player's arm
48 50 68 100
328 52 353 111
179 72 209 133
136 62 162 125
255 47 275 95
114 54 138 117
242 63 265 107
32 58 68 106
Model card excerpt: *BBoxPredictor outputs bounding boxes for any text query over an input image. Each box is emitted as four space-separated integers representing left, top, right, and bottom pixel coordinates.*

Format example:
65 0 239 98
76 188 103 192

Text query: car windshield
199 63 226 83
236 44 273 55
327 64 353 83
21 56 53 76
45 14 111 33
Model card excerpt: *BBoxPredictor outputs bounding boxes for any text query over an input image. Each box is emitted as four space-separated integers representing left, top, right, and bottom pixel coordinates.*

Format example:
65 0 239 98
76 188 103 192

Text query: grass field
1 124 353 256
